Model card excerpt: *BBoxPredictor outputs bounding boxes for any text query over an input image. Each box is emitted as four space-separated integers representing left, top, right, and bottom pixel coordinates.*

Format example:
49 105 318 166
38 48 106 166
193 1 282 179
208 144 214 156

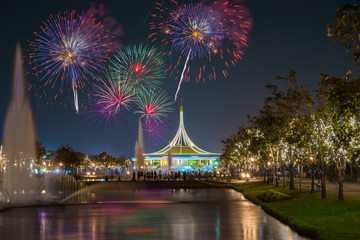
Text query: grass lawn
232 184 360 240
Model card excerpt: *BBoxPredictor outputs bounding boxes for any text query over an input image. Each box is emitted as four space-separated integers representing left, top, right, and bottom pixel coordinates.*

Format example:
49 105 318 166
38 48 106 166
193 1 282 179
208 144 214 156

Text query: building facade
135 104 220 170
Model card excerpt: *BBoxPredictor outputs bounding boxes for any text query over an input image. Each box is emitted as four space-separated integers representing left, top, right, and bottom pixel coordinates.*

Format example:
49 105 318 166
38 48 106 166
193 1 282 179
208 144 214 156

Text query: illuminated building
135 104 220 170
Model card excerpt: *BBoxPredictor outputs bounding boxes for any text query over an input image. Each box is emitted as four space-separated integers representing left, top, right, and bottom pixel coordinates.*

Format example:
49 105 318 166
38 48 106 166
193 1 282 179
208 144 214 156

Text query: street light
309 155 315 193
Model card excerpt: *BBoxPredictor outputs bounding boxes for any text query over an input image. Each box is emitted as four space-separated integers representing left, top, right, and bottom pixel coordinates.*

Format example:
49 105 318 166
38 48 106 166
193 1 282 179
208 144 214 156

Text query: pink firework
134 90 173 123
85 73 135 128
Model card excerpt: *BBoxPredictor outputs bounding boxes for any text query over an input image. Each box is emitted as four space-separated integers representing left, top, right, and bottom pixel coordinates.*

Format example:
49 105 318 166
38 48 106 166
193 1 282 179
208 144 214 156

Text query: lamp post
309 156 315 193
298 159 304 192
267 161 271 185
250 157 255 171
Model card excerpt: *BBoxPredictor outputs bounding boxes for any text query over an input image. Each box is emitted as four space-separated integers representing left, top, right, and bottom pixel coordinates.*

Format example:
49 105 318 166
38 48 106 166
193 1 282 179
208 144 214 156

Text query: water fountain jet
135 121 145 170
1 42 38 204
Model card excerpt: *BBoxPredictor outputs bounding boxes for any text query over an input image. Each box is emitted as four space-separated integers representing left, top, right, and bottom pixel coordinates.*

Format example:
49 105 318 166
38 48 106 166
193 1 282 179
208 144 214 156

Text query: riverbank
229 183 360 240
2 180 359 240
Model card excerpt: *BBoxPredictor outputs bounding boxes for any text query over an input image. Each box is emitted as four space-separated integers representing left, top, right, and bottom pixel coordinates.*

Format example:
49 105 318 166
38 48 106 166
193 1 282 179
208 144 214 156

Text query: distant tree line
35 141 127 171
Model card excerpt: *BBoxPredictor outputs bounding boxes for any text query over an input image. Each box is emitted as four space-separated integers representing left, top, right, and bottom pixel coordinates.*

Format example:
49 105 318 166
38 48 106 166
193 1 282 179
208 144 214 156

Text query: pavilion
139 104 220 170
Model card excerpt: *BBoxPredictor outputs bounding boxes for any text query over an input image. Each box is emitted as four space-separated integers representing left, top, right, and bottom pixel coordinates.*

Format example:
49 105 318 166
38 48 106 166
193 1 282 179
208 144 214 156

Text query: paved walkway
293 178 360 198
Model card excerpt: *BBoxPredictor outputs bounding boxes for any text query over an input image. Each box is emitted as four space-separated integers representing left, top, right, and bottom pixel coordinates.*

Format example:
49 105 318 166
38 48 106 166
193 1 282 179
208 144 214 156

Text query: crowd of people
131 170 224 181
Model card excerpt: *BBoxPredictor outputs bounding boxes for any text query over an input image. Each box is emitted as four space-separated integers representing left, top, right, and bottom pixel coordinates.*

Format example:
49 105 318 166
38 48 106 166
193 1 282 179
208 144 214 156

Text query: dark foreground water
0 188 308 240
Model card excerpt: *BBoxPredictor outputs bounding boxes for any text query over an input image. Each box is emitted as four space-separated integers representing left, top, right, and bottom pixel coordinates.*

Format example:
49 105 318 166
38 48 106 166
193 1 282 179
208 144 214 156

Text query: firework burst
85 73 135 128
109 44 166 92
93 74 135 114
135 90 173 123
149 0 252 100
142 118 173 145
168 3 225 59
29 10 115 113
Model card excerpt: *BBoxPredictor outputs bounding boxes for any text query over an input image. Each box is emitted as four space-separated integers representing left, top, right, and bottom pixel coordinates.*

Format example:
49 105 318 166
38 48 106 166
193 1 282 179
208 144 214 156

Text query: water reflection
0 189 308 240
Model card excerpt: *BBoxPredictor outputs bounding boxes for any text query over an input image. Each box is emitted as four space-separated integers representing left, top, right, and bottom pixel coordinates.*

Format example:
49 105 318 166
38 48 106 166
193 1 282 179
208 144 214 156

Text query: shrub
258 189 292 202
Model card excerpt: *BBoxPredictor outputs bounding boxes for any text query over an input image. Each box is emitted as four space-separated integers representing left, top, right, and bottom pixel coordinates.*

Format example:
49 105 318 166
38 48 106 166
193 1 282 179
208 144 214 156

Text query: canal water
0 188 308 240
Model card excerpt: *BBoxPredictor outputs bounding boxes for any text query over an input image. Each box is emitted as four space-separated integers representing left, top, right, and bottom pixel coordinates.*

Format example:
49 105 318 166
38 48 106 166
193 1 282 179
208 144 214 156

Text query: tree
54 145 83 169
328 1 360 62
319 71 360 200
35 141 47 164
249 69 313 189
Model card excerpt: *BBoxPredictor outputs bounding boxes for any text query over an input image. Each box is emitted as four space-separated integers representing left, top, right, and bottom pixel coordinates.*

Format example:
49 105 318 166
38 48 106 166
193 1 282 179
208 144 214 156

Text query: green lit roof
145 105 220 157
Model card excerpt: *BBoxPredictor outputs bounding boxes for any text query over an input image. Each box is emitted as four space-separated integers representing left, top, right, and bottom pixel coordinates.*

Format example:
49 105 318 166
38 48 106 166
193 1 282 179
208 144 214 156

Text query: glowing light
132 64 146 74
145 105 155 115
193 31 199 38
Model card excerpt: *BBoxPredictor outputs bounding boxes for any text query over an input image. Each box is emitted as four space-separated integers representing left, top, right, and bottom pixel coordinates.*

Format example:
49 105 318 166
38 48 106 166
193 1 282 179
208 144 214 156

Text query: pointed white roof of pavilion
146 104 220 156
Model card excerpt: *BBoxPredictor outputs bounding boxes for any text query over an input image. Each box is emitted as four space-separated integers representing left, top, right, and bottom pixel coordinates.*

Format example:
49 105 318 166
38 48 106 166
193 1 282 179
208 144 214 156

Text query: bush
258 189 292 202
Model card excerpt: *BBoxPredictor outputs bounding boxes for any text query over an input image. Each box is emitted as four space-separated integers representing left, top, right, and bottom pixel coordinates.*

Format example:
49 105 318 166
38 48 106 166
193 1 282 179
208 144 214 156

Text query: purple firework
142 118 173 145
168 3 225 59
149 0 252 101
85 73 135 129
29 10 115 112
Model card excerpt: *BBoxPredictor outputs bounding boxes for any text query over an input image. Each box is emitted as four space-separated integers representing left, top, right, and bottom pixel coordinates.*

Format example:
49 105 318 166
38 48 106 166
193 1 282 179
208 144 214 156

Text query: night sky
0 0 354 158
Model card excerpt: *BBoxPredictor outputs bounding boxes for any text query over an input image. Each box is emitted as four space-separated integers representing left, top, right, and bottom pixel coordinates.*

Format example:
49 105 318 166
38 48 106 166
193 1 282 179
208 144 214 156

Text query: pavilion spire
149 102 216 155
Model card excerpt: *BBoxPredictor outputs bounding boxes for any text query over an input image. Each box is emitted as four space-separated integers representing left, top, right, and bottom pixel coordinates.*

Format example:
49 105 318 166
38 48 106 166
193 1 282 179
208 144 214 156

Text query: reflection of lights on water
125 228 155 234
21 189 25 195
